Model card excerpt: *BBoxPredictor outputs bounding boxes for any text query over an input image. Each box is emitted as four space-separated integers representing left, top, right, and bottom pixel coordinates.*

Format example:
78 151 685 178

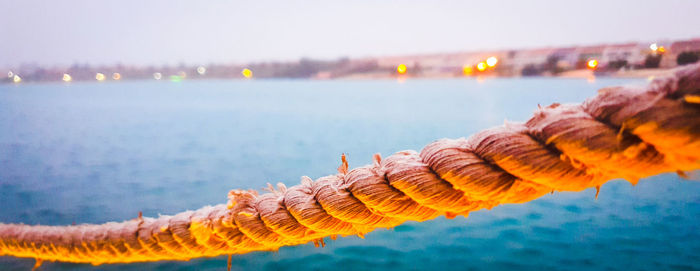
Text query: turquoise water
0 78 698 270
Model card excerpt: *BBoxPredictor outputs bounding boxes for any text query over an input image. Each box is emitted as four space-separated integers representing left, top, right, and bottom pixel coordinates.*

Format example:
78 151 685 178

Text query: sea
1 77 698 271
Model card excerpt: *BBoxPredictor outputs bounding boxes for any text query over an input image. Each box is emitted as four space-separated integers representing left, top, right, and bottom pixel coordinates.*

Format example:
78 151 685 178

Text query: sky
1 0 700 68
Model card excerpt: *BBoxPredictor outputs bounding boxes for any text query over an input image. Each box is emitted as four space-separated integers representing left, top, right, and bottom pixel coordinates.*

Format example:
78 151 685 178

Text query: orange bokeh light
397 64 407 74
587 59 598 70
463 65 473 75
477 62 487 72
241 68 253 78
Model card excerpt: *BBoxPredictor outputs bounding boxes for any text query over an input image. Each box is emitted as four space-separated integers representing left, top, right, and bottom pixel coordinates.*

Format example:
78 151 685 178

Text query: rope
1 63 699 266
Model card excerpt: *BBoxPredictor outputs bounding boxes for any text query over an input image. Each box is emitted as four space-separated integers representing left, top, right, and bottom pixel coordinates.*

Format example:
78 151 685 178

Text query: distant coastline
3 38 699 84
334 67 675 80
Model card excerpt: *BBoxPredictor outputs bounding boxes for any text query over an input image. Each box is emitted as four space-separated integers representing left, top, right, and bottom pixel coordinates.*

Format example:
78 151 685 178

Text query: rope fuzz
1 64 699 265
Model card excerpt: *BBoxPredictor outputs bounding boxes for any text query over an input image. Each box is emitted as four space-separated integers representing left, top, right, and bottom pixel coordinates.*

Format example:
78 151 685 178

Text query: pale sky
1 0 699 67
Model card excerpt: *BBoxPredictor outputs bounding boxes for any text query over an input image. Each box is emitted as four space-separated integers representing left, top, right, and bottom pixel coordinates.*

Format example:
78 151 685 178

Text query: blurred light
477 62 487 71
197 66 206 75
153 72 162 80
178 71 187 78
62 74 72 82
241 68 253 78
486 56 498 67
7 71 13 78
95 73 105 81
13 75 21 83
658 46 666 53
112 73 121 80
170 75 182 82
587 59 598 70
462 65 473 76
397 64 407 74
650 43 658 51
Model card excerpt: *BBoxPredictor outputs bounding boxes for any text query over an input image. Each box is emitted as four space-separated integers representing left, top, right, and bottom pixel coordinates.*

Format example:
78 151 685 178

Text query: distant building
507 48 555 74
601 43 642 68
671 38 700 53
575 45 606 68
667 38 700 66
649 40 674 68
549 47 578 69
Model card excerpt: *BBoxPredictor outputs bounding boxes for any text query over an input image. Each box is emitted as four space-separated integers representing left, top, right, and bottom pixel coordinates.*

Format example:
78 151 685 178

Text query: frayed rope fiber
2 64 699 265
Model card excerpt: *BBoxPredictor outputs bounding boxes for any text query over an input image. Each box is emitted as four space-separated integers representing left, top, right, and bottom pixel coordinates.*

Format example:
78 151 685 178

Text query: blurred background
1 1 700 270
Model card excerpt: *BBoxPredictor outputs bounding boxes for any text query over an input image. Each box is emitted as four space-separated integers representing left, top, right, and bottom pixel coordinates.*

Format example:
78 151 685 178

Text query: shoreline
334 68 675 80
0 68 678 85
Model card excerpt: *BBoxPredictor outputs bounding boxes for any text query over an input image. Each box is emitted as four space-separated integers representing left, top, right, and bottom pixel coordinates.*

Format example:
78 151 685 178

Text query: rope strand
1 63 699 265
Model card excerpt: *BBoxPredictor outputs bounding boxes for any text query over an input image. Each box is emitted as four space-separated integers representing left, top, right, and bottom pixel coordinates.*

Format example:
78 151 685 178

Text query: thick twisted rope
1 64 699 266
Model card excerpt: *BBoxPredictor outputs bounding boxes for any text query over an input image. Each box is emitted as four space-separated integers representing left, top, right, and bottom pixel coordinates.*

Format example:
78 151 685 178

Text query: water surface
1 78 698 270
